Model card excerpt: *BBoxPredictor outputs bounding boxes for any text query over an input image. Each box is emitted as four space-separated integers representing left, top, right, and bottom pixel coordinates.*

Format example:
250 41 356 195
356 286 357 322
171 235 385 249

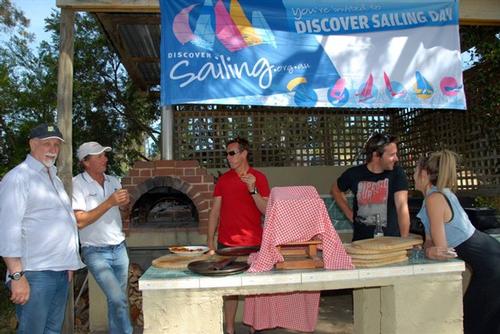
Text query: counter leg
380 273 463 334
142 290 224 334
353 287 381 334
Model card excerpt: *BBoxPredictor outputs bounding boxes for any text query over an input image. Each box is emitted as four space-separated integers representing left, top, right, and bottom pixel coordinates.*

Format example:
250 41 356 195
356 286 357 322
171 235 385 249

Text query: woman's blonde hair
417 150 459 191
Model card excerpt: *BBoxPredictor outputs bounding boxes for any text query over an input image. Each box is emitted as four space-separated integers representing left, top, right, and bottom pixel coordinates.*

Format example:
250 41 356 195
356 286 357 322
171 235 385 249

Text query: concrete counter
139 259 465 334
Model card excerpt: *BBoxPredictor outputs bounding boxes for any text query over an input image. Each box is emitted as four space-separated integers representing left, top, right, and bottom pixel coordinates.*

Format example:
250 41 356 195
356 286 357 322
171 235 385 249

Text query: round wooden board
352 254 409 268
345 243 411 255
152 254 212 269
152 254 242 269
351 235 422 251
347 248 407 260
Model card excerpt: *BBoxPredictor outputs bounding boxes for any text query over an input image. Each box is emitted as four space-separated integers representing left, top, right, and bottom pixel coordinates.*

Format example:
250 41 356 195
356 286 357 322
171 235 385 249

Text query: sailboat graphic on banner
356 74 375 102
251 11 277 48
173 0 276 52
383 72 406 99
440 76 462 97
414 71 434 99
173 4 197 45
215 0 247 51
328 77 349 106
192 0 215 50
229 0 262 46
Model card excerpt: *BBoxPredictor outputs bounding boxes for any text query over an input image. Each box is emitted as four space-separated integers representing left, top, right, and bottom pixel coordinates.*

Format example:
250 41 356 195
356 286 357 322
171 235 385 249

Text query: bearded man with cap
72 141 132 334
0 123 84 334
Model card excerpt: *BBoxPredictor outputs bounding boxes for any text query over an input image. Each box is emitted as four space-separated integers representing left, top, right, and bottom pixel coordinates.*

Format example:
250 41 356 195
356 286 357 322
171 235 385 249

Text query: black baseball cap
29 123 65 142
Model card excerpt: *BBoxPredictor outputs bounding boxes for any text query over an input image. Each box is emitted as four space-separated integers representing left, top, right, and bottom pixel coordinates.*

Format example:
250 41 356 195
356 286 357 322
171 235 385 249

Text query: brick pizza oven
121 160 215 235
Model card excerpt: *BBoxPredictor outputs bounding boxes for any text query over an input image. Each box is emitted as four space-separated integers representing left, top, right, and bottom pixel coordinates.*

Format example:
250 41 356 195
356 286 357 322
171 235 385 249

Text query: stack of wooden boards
345 236 423 268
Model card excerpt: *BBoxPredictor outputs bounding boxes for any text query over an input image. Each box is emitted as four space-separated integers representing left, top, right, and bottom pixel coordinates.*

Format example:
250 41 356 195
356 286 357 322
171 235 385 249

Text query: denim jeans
82 241 132 334
14 270 69 334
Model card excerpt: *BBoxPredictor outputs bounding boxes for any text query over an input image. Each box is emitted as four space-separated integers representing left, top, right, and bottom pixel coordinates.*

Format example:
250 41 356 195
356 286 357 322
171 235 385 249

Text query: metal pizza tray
215 246 260 257
187 260 249 276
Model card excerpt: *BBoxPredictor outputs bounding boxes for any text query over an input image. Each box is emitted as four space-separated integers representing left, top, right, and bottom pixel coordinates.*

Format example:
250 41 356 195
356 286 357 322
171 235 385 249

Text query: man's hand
240 173 256 192
9 276 30 305
109 189 130 207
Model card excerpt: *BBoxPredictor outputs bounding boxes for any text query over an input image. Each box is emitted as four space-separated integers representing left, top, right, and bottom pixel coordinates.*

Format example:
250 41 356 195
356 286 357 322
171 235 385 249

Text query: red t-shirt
214 167 270 247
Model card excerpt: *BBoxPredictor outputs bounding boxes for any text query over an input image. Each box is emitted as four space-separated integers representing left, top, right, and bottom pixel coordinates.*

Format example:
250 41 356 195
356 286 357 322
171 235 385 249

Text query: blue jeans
14 270 69 334
82 241 132 334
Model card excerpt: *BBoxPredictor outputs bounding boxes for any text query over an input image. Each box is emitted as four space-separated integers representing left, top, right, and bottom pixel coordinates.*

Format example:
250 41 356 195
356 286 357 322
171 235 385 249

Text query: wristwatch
8 271 24 281
249 187 258 195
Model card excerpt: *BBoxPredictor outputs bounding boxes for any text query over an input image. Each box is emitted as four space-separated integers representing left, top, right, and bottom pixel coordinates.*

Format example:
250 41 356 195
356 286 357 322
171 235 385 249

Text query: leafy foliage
0 0 32 41
0 11 160 177
460 26 500 147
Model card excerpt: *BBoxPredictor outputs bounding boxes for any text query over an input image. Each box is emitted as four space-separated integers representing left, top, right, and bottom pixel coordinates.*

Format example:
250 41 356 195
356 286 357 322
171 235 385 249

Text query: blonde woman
414 150 500 334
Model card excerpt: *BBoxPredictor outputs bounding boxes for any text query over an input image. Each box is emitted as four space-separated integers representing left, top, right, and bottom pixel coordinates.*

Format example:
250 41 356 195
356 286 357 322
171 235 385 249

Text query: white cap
77 141 112 161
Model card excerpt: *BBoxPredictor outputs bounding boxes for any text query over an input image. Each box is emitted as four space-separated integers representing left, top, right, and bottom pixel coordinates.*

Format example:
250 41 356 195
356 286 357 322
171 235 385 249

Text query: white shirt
72 171 125 247
0 154 84 271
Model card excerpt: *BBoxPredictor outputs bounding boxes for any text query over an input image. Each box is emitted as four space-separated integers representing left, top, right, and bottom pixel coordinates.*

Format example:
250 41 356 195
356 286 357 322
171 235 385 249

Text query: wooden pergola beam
57 0 500 25
459 0 500 25
57 0 160 13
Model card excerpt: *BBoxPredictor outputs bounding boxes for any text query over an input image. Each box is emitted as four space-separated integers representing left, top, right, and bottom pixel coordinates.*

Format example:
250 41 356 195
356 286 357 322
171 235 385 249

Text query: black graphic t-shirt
337 164 408 241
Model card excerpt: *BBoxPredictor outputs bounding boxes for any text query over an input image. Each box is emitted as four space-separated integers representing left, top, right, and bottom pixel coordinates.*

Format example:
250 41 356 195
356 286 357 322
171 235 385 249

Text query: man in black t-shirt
331 133 410 241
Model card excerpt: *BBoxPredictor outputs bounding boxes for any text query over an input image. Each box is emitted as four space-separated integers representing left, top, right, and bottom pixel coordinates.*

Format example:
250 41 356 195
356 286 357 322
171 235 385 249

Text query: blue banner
161 0 465 109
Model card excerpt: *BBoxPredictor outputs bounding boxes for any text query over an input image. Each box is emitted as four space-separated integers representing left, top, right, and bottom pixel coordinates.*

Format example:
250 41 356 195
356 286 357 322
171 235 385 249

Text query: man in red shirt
207 137 270 334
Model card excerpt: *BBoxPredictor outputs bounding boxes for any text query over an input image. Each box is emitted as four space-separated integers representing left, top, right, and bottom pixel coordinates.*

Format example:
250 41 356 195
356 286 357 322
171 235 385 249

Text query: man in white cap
72 141 132 334
0 123 84 334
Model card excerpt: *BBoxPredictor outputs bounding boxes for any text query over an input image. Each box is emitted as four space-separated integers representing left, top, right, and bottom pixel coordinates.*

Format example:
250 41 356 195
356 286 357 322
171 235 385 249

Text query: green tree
0 11 160 177
460 26 500 163
0 0 32 40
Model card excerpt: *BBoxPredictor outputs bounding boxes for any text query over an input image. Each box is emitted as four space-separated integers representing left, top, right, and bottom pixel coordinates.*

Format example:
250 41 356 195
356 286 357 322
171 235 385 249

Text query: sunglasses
226 150 240 156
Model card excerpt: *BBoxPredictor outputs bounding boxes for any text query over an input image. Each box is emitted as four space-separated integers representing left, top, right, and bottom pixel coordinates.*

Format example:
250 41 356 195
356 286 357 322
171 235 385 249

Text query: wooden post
57 8 75 334
57 8 74 192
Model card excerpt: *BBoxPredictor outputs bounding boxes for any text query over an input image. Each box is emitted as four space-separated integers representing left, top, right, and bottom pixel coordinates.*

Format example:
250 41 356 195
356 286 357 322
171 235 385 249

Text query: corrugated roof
95 12 161 92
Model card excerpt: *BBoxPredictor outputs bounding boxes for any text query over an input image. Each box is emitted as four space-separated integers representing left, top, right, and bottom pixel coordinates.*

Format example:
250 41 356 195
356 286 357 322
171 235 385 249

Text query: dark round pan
215 246 260 257
187 260 249 276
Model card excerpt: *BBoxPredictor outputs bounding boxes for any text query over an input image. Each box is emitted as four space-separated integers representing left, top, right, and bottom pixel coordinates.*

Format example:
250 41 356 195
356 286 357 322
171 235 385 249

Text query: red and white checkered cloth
243 186 353 332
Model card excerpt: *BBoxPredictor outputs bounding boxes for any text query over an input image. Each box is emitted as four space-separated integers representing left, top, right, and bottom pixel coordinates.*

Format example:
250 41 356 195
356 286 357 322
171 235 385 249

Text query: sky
1 0 57 46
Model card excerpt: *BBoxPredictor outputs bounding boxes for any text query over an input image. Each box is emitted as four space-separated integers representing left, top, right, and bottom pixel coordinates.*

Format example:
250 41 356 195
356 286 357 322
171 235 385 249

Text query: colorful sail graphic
230 0 262 46
357 73 374 102
440 77 462 96
191 0 215 50
414 71 434 99
215 0 247 52
173 4 197 45
383 72 406 98
251 11 277 48
330 78 346 100
192 15 215 50
327 77 349 106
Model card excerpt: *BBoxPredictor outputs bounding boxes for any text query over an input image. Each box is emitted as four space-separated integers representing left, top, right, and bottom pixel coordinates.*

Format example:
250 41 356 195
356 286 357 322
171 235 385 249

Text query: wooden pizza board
352 254 409 268
152 254 227 269
344 235 422 268
345 243 408 255
351 235 422 252
346 248 408 260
